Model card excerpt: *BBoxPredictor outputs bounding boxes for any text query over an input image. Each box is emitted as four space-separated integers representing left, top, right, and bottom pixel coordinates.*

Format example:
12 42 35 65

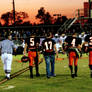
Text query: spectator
42 32 58 78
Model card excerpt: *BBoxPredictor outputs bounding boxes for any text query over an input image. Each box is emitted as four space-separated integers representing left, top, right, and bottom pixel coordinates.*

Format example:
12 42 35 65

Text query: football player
64 33 82 78
60 33 67 53
84 33 92 77
79 32 86 44
52 34 61 52
24 34 40 78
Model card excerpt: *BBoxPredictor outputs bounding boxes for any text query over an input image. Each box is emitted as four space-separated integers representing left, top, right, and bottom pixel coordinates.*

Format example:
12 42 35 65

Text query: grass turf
0 54 92 92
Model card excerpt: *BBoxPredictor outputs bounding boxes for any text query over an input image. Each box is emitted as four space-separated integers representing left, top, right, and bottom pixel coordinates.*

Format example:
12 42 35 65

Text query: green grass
0 54 92 92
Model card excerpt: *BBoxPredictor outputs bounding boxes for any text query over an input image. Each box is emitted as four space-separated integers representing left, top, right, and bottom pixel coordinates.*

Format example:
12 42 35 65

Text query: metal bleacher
57 8 92 34
57 17 77 34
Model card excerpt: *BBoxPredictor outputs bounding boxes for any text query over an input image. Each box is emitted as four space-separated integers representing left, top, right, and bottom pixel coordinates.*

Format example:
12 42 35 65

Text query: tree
54 15 68 25
36 7 53 24
1 11 29 26
22 21 32 26
15 11 29 25
54 16 62 24
1 12 10 26
0 21 2 26
61 16 68 24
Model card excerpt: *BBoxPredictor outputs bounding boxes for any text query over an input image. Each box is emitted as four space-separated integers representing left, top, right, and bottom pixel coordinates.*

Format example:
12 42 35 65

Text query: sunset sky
0 0 88 23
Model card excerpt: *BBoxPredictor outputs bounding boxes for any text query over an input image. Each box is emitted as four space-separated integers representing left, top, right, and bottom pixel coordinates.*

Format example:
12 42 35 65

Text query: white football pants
56 43 60 51
1 53 12 71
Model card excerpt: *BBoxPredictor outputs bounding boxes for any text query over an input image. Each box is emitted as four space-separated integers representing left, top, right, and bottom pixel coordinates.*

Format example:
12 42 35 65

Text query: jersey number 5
30 38 34 46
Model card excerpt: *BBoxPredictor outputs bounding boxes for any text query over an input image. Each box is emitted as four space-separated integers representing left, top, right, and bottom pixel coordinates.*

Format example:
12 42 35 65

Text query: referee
0 34 16 79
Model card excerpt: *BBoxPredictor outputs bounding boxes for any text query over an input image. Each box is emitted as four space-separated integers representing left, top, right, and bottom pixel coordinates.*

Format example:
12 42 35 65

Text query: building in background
84 1 92 18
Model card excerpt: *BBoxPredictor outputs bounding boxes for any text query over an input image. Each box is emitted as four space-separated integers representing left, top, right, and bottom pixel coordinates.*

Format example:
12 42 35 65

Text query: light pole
13 0 15 26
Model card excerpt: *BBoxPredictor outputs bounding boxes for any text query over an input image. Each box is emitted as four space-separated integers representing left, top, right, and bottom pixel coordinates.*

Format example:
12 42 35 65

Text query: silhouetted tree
22 21 32 26
1 11 29 26
1 12 10 26
36 7 53 24
53 15 68 25
0 22 2 26
54 17 62 24
61 16 68 24
15 11 29 25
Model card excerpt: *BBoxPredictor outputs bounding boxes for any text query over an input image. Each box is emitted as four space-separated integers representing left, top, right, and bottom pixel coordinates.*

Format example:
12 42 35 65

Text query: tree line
0 7 68 26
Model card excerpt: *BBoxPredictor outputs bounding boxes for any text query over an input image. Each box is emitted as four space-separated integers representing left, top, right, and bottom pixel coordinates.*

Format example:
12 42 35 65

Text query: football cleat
71 74 75 78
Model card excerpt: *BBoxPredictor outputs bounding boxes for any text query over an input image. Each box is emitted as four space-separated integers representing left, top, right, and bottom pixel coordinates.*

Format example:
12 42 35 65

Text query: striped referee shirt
0 39 16 54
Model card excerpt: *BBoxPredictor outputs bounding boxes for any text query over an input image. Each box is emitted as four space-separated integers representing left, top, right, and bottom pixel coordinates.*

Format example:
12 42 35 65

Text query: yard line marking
83 65 87 67
0 59 43 85
64 66 67 68
4 85 15 90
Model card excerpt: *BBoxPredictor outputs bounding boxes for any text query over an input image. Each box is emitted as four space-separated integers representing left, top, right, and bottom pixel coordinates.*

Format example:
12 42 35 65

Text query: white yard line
0 85 15 90
83 65 87 67
64 66 67 68
4 85 15 90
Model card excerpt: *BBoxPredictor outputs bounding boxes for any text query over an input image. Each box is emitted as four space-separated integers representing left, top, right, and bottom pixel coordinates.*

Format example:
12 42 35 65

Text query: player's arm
24 43 27 56
83 35 89 52
62 42 68 52
77 44 82 52
54 44 58 58
12 42 17 56
36 42 40 59
83 41 89 52
77 38 82 51
13 48 16 56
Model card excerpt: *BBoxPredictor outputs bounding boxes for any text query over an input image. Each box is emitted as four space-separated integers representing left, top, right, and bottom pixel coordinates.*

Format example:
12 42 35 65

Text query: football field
0 54 92 92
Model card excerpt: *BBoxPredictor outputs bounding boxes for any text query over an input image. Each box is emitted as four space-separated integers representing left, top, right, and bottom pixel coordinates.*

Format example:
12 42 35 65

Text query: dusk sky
0 0 88 23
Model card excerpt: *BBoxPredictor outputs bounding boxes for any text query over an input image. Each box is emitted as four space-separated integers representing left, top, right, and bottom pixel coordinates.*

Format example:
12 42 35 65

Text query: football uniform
85 35 92 65
25 37 40 66
52 37 61 51
60 35 67 45
65 36 82 78
79 34 86 43
65 36 82 66
25 36 40 78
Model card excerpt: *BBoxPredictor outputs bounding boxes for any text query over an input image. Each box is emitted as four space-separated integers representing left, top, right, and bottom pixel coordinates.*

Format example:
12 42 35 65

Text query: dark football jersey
85 35 92 48
65 36 82 48
42 38 56 55
25 37 40 51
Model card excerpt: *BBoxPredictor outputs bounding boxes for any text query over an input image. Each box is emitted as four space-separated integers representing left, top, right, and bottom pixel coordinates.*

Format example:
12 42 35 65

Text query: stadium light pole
13 0 15 26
